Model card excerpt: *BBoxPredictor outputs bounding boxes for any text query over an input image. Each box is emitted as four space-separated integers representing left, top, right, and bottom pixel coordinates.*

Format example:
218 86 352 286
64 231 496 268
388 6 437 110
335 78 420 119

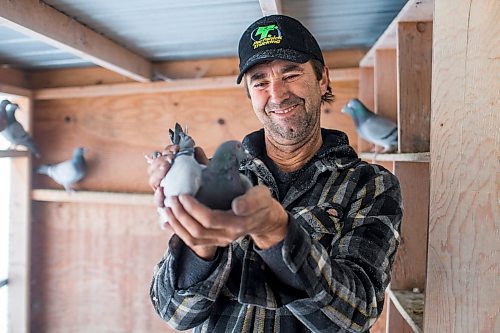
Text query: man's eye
284 74 301 81
253 82 267 88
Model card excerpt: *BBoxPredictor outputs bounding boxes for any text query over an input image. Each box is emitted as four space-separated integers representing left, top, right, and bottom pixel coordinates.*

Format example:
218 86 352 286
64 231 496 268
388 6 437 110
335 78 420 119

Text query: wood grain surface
426 0 499 332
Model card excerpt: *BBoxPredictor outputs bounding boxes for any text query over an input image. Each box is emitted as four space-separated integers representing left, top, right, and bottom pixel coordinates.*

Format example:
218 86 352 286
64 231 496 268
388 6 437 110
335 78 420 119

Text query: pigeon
0 100 9 132
342 98 398 153
35 147 87 193
1 101 41 157
157 123 252 226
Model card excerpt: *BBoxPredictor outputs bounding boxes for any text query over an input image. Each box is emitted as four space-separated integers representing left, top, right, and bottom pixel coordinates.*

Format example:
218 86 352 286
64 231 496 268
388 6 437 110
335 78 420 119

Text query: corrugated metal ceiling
0 0 407 70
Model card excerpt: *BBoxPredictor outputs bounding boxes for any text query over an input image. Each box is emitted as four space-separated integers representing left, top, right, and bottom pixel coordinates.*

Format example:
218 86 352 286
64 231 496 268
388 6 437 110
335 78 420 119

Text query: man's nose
268 79 289 104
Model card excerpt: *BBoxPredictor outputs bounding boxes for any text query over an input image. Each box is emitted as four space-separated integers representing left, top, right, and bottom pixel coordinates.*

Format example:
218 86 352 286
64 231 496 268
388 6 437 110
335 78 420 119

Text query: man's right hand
146 144 180 207
146 144 209 207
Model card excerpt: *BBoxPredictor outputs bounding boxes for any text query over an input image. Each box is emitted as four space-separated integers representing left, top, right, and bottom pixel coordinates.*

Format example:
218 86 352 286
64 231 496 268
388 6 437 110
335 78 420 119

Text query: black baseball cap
237 15 324 84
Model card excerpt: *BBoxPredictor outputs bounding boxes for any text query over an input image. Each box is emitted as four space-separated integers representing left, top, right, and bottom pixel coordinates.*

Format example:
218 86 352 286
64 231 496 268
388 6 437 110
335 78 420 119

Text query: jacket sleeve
282 165 403 332
150 235 232 330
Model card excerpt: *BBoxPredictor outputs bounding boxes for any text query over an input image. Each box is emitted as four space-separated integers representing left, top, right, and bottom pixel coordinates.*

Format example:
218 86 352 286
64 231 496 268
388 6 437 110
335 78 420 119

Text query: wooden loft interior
1 0 498 332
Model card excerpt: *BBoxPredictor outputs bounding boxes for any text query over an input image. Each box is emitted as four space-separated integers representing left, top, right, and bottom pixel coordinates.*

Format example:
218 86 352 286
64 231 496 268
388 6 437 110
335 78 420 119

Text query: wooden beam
0 83 32 98
32 189 154 206
0 68 30 88
397 21 432 153
360 0 434 67
359 152 430 163
0 150 30 158
33 68 359 99
34 76 239 100
259 0 283 16
391 162 429 291
357 67 375 153
0 0 152 82
425 0 499 332
8 97 32 333
374 49 397 122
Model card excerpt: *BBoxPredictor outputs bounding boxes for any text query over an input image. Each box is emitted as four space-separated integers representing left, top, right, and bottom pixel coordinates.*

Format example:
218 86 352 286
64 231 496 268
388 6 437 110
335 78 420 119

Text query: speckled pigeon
342 98 398 153
1 102 41 157
35 147 87 193
158 123 252 226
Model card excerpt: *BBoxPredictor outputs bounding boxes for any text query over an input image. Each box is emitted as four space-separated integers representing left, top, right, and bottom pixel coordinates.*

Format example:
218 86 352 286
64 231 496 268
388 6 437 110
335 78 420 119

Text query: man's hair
243 59 335 104
310 59 335 104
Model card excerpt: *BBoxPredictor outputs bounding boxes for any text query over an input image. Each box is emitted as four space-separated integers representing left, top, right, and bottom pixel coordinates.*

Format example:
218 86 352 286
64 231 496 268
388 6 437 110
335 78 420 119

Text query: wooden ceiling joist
259 0 283 16
0 0 152 82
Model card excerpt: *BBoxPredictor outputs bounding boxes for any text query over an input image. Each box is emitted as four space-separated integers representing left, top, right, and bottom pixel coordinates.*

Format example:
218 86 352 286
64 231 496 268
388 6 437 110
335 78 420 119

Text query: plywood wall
425 0 499 332
30 202 176 333
29 68 359 332
32 82 358 193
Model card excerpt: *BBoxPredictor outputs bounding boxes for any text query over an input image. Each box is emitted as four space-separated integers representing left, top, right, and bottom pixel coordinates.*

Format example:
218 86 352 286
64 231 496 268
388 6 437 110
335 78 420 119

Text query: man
148 15 402 333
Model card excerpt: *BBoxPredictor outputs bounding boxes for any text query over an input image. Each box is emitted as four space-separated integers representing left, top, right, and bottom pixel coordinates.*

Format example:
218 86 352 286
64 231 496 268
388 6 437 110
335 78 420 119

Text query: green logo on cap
255 24 278 39
251 24 282 49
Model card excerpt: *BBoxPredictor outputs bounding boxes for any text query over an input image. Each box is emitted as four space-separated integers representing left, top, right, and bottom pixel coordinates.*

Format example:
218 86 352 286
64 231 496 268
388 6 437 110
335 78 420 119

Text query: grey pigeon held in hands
0 100 41 157
158 123 252 226
342 98 398 153
35 147 87 193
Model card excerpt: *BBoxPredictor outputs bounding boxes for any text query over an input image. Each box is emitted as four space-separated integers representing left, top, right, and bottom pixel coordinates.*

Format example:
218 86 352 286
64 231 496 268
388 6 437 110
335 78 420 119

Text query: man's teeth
273 105 296 114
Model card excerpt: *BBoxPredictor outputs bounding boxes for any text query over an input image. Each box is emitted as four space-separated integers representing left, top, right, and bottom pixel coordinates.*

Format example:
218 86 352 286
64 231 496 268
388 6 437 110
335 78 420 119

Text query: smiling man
149 15 403 333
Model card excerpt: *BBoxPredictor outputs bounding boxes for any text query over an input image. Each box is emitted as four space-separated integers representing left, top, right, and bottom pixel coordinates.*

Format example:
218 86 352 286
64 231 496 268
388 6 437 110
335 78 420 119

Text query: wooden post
426 0 499 332
8 97 32 333
358 67 375 154
374 49 398 123
391 162 429 291
397 21 432 153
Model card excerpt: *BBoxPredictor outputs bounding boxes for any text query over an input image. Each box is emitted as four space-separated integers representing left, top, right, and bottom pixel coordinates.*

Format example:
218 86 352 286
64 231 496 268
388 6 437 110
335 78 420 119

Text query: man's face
245 59 328 145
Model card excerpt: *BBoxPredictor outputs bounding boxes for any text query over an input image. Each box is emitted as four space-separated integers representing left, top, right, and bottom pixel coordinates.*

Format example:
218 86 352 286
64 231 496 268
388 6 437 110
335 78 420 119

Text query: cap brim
236 48 311 84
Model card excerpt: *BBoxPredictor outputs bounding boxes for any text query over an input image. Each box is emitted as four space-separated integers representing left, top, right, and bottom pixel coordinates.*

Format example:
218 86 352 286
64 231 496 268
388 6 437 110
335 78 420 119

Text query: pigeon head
6 103 19 113
212 140 249 169
4 102 19 123
0 99 10 112
72 147 85 160
342 98 373 125
178 132 195 150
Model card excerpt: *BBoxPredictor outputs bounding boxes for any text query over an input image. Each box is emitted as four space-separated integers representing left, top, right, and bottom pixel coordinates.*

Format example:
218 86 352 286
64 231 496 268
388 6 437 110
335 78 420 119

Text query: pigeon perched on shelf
0 100 9 132
157 123 252 227
1 101 41 157
35 147 87 193
342 98 398 153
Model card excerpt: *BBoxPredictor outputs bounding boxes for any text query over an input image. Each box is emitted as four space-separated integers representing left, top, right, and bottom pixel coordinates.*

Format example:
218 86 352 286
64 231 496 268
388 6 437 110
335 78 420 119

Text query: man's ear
320 66 330 95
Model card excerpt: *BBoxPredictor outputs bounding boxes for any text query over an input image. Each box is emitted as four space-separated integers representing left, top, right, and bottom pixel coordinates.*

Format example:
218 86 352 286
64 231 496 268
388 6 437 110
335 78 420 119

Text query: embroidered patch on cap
251 24 282 49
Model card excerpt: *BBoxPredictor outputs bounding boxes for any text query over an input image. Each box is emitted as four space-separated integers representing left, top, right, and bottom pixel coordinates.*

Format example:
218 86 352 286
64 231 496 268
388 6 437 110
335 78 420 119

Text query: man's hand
164 185 289 259
233 186 289 250
146 145 208 207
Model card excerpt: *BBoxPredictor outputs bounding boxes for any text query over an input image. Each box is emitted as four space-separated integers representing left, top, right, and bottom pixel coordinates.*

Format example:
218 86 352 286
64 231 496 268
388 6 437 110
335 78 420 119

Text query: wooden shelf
359 152 430 163
388 289 424 333
0 150 30 158
31 189 154 206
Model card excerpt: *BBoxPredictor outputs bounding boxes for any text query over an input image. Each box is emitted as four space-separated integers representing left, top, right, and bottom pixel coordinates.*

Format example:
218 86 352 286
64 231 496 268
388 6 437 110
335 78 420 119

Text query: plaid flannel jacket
150 129 403 333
